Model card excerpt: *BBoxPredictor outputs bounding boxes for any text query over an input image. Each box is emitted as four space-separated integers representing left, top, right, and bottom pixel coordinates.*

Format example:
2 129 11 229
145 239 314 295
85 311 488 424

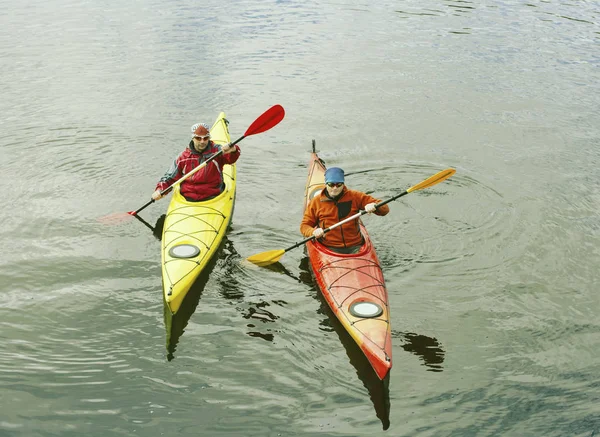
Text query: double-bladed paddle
99 104 285 224
246 168 456 267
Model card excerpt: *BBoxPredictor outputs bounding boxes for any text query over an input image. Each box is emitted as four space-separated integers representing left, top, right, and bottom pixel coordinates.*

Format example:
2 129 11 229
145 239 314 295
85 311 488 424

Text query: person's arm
361 192 390 216
300 202 319 238
152 157 183 199
221 143 240 164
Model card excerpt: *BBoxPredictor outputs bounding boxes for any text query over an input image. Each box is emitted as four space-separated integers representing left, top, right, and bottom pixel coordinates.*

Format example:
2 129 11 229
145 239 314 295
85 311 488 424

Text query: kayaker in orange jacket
152 122 239 202
300 167 390 254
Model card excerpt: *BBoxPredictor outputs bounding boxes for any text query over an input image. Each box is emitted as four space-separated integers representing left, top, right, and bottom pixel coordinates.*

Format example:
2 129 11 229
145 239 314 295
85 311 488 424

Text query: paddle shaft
284 190 409 253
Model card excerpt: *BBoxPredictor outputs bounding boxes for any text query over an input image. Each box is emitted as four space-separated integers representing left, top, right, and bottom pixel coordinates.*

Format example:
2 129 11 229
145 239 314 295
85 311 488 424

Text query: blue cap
324 167 345 184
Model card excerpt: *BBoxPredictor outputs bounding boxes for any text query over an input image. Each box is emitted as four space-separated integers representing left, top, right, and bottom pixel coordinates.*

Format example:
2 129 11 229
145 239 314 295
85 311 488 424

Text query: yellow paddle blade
407 168 456 193
246 249 286 267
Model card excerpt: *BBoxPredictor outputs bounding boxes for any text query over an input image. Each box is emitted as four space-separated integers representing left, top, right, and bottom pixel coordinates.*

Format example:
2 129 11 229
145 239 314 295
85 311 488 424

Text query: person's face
325 182 344 196
192 135 210 150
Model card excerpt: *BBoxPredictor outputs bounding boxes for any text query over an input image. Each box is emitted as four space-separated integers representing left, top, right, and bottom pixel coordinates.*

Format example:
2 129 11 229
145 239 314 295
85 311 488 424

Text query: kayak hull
161 112 235 314
303 152 392 380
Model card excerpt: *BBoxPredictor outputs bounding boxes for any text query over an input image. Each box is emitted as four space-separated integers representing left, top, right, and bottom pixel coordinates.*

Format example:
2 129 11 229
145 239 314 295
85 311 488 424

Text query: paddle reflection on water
297 257 315 287
258 260 306 284
134 214 165 241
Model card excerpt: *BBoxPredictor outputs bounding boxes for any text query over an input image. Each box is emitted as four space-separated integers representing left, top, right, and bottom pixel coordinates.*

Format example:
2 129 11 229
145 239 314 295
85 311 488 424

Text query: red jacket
156 141 240 201
300 187 389 248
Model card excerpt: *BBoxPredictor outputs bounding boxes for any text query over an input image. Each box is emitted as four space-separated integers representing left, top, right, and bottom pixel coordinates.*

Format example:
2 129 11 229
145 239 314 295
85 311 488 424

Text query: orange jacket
300 187 389 248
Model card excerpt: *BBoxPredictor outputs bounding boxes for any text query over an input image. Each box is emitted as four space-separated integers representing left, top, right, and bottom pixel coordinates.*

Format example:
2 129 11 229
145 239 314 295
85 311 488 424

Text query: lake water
1 0 599 435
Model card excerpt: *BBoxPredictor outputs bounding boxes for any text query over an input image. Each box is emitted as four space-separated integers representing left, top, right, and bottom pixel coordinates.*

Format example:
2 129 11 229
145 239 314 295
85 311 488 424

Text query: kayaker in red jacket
152 122 240 202
300 167 390 254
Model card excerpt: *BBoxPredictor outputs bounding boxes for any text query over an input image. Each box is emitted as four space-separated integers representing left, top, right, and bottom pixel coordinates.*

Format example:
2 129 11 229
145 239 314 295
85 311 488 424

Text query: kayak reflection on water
311 283 392 431
164 236 283 360
396 331 446 372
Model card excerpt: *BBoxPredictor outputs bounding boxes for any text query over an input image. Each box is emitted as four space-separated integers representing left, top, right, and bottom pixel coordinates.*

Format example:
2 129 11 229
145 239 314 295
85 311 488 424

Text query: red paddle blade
97 211 136 224
244 104 285 137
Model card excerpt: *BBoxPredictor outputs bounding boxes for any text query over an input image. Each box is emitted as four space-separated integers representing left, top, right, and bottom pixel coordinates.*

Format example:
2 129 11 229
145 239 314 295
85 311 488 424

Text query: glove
152 189 163 201
365 203 377 214
312 228 325 239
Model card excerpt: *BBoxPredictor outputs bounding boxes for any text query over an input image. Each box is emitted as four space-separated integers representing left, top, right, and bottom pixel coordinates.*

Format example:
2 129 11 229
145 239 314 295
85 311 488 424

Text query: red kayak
303 146 392 380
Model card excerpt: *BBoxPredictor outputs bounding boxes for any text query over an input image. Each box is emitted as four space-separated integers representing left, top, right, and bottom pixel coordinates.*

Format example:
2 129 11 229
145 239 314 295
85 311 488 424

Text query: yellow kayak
161 112 235 314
